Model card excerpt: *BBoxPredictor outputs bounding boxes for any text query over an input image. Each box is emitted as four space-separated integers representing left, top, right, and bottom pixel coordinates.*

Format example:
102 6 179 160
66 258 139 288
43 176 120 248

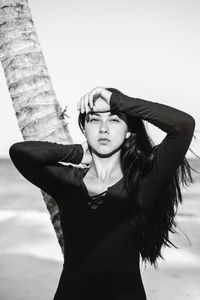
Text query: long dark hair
78 87 199 268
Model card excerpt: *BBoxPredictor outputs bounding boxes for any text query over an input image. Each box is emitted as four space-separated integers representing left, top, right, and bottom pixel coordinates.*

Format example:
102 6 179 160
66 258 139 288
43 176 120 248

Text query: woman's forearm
9 141 84 166
109 92 195 136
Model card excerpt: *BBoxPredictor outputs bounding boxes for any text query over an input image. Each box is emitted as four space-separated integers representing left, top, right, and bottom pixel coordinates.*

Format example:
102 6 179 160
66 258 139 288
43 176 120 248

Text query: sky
0 0 199 158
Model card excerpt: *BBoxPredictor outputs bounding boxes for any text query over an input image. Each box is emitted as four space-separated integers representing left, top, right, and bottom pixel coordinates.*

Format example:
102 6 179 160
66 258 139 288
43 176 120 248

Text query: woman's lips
98 138 110 142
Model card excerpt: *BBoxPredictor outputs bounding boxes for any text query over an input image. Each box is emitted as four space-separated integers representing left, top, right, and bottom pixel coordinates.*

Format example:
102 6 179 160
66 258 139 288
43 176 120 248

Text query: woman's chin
91 145 121 157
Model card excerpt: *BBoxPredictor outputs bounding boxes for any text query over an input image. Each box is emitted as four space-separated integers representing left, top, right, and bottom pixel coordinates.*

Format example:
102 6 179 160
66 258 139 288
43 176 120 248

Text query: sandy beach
0 158 199 300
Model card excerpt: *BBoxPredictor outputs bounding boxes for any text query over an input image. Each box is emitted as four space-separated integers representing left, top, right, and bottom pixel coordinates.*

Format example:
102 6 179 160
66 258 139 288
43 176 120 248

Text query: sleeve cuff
109 92 124 112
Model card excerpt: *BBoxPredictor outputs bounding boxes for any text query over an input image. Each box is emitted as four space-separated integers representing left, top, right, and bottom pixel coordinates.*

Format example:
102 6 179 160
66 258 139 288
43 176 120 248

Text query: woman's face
83 98 131 156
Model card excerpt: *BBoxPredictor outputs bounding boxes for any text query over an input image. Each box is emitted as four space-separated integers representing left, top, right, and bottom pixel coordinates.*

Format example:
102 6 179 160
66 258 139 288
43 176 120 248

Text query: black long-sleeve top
9 92 195 300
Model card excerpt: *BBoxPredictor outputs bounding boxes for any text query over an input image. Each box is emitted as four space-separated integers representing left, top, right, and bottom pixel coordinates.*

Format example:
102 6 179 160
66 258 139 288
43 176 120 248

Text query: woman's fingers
90 87 101 104
78 95 90 114
84 94 90 114
77 86 110 114
88 92 93 109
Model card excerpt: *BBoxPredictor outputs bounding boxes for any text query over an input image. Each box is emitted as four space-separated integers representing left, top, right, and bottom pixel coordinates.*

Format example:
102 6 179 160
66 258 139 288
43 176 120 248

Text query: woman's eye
89 118 119 122
110 119 119 122
90 118 99 122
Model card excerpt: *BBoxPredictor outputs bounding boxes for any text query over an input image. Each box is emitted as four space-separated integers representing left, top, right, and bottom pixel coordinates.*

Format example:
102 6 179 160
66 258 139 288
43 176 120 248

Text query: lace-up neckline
81 167 124 210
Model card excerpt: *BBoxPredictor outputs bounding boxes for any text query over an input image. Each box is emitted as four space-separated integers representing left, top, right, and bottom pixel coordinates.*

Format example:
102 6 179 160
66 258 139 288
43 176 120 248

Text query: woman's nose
99 121 109 133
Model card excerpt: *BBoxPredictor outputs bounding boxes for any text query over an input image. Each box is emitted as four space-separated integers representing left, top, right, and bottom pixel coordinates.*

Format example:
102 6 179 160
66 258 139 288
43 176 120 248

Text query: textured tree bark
0 0 74 255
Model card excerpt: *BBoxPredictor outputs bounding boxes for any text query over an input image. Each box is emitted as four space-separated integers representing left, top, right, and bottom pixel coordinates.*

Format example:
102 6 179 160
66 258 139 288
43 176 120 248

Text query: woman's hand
81 140 93 165
77 86 112 114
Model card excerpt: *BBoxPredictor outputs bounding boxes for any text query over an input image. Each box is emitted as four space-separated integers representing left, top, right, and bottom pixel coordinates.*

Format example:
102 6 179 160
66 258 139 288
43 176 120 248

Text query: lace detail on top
88 190 107 210
82 168 107 210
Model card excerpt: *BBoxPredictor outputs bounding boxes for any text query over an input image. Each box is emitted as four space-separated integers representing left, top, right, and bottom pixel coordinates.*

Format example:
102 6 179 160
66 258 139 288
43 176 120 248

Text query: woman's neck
88 150 122 181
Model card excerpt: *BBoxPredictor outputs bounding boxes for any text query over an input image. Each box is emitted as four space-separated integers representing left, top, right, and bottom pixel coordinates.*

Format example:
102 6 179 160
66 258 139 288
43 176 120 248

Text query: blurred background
0 0 200 299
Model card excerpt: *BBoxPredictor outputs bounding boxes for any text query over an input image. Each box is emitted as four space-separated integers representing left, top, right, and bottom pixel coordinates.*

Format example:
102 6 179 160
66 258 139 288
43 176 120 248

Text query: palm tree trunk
0 0 73 255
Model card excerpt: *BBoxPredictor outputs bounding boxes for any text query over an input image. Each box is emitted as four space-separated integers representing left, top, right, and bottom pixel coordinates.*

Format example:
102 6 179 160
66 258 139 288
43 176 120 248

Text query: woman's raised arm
9 141 84 199
110 91 195 210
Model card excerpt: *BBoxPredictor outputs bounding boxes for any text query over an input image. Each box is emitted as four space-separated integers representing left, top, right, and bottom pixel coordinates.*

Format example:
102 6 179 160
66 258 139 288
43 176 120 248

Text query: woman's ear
126 131 131 139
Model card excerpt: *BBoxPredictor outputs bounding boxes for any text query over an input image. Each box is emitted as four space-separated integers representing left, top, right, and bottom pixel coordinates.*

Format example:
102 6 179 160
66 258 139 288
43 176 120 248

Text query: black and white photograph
0 0 200 299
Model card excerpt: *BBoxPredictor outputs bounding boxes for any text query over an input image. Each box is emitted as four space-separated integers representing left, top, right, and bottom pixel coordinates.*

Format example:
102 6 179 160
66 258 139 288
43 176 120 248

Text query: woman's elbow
9 142 26 161
185 115 195 135
177 114 195 136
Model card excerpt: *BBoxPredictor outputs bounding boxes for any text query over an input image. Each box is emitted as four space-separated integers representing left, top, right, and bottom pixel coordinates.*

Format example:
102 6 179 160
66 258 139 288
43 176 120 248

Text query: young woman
9 86 195 299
